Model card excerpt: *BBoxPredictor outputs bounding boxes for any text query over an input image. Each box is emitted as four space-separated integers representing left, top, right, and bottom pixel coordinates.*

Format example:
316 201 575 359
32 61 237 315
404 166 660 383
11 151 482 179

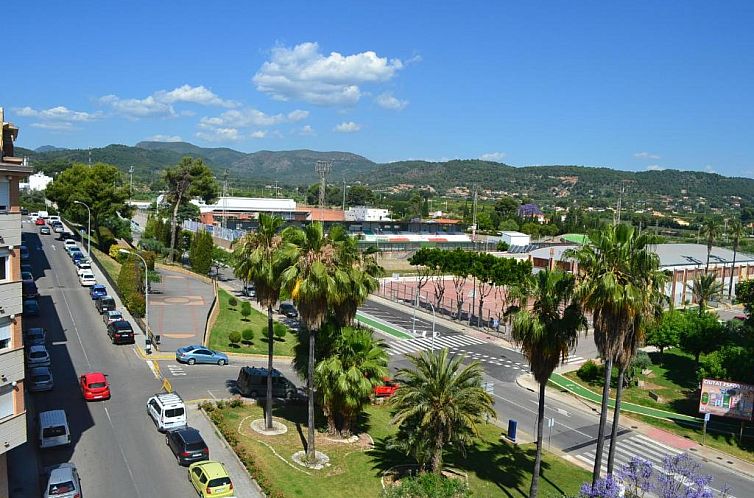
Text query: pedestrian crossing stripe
574 433 683 478
387 334 486 356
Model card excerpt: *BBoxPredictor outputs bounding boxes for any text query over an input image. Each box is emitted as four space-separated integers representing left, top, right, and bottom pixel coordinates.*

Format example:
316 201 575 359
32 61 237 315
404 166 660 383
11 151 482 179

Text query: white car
79 272 96 287
76 263 92 276
44 463 81 498
63 239 77 250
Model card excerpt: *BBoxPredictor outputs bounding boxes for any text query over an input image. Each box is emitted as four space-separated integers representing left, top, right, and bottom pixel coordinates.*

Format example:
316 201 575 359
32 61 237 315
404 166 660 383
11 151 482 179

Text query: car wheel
187 358 196 365
217 359 226 366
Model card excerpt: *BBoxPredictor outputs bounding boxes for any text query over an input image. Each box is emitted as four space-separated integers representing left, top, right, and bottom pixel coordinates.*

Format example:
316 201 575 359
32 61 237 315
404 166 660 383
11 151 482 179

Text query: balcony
0 213 21 247
0 281 21 319
0 348 23 386
0 411 27 454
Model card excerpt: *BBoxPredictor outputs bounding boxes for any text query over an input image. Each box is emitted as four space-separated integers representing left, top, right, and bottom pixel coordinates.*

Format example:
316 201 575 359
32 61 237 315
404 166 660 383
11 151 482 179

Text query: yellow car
187 460 234 497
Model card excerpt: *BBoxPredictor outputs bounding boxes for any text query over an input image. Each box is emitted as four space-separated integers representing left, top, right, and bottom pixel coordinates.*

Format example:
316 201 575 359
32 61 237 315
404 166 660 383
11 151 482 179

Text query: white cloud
298 125 315 136
287 109 309 122
634 151 661 160
479 152 506 162
195 127 242 142
30 122 75 131
646 164 665 171
99 94 175 118
704 165 717 174
199 108 286 128
15 106 100 122
253 42 404 106
155 85 238 108
334 121 361 133
250 130 267 139
145 134 183 142
375 92 408 110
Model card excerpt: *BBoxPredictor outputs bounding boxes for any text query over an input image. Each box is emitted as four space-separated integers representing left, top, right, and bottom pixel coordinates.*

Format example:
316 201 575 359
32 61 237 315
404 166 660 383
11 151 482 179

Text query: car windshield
165 407 184 418
32 374 50 383
185 441 206 451
208 477 231 488
115 322 132 331
43 426 66 437
88 382 107 389
48 481 75 495
30 351 47 359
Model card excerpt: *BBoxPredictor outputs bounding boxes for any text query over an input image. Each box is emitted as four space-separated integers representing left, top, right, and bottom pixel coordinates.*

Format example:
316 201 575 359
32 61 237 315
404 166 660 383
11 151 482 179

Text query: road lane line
104 406 144 498
492 391 593 439
50 260 92 369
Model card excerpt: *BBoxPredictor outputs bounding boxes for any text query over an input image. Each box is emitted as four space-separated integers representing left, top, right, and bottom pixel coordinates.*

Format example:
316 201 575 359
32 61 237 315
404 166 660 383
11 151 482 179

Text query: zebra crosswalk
573 433 681 478
386 334 486 357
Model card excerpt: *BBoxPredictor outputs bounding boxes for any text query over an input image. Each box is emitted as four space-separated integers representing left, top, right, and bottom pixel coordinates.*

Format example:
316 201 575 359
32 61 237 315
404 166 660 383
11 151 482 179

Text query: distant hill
35 145 68 153
16 141 754 209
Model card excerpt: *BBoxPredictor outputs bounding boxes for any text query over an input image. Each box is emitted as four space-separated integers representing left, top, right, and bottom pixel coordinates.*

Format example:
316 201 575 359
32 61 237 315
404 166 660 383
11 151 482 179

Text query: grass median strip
355 312 413 340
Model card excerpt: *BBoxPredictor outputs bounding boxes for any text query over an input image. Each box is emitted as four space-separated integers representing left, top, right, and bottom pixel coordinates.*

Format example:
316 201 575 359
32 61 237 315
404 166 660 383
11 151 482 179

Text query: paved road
9 224 258 498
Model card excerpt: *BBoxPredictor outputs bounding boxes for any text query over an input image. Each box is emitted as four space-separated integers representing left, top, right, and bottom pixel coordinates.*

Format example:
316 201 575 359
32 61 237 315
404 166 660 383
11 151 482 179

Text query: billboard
698 378 754 421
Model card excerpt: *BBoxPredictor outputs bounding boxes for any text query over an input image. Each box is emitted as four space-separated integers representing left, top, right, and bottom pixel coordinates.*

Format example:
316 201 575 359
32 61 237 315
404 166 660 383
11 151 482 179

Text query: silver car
29 366 54 392
103 310 123 325
26 344 51 368
44 463 82 498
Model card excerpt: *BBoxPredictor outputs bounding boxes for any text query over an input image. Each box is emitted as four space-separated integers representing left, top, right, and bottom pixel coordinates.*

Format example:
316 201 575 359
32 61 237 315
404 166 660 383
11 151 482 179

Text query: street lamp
427 301 437 350
119 249 150 353
74 201 91 255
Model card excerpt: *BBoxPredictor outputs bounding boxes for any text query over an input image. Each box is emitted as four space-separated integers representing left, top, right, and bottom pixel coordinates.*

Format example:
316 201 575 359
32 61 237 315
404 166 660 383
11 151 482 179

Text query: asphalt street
9 224 220 498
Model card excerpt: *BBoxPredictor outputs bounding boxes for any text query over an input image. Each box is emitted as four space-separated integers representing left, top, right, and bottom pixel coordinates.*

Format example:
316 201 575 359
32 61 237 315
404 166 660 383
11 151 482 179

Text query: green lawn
206 402 590 498
564 349 754 462
208 289 298 356
91 247 121 282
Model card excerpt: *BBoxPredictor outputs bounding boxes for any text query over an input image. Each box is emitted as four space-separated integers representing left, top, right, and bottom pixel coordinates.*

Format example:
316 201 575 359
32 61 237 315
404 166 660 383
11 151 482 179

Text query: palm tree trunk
265 304 274 430
592 357 612 485
431 432 444 474
306 328 316 462
606 364 626 475
169 191 182 262
529 382 546 498
729 248 738 299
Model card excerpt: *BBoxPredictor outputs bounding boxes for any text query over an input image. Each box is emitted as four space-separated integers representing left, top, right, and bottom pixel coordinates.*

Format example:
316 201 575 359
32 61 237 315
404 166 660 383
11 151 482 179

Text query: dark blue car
90 284 107 300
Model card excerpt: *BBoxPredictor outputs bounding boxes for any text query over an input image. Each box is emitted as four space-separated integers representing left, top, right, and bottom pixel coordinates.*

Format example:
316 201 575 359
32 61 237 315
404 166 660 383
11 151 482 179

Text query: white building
501 231 530 247
345 206 391 222
19 171 52 191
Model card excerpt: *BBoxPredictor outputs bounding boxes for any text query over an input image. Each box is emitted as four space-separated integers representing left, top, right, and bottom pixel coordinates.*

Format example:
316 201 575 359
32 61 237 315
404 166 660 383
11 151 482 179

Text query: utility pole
128 165 134 206
471 185 478 249
342 178 346 211
88 148 92 167
314 160 332 220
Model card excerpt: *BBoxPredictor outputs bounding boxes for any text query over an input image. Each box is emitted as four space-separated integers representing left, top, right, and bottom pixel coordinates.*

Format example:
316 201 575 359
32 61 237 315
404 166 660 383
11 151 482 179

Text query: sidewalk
517 373 754 477
187 404 264 498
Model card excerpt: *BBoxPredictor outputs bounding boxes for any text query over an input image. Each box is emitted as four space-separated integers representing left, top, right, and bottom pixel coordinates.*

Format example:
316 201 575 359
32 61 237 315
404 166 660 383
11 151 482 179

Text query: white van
38 210 50 219
47 215 61 225
39 410 71 449
146 392 186 432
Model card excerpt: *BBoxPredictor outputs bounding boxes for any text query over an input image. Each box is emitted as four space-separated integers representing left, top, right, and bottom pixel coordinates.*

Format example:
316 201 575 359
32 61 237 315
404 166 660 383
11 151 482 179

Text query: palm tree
314 327 388 435
390 349 495 473
281 222 347 462
565 223 662 484
700 217 722 272
511 269 586 498
688 273 724 316
728 219 745 298
232 214 293 430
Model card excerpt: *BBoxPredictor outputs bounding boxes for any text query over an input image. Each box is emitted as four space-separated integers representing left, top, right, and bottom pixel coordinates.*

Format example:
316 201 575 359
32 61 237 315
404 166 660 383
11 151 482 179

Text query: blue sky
3 1 754 177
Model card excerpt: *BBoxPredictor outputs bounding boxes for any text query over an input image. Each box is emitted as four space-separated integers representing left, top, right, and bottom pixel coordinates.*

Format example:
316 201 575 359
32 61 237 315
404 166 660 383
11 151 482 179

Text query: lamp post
119 249 150 352
427 301 437 350
74 201 91 255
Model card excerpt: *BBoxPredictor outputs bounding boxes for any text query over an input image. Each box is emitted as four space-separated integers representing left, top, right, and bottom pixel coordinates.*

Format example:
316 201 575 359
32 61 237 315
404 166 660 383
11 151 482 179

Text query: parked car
236 366 299 399
20 208 28 216
79 272 96 287
147 392 187 432
241 283 256 297
22 281 39 299
21 270 34 282
53 224 65 234
63 239 77 250
43 463 81 498
107 320 135 344
373 378 400 398
21 263 33 275
38 410 70 449
278 302 298 318
30 211 38 219
29 366 54 392
35 217 45 226
188 461 234 498
76 262 93 276
103 310 124 325
19 245 30 261
175 345 228 366
23 299 40 316
166 426 209 466
47 215 61 225
95 295 116 314
23 327 47 347
39 226 51 235
26 344 51 368
90 284 107 300
80 372 111 401
71 251 85 264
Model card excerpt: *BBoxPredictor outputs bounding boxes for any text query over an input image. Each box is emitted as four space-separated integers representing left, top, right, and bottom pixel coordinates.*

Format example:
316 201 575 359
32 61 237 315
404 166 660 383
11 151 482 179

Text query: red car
35 217 45 226
374 378 400 398
80 372 111 401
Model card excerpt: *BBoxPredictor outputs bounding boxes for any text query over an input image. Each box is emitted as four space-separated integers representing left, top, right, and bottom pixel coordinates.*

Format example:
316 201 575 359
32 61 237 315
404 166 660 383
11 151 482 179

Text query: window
0 387 14 419
0 318 10 350
0 180 8 212
0 254 7 281
165 407 184 418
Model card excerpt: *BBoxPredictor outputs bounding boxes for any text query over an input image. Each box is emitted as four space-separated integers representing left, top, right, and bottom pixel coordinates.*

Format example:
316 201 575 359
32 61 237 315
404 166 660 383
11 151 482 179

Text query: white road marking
146 360 160 379
104 406 144 498
207 390 218 400
51 245 56 251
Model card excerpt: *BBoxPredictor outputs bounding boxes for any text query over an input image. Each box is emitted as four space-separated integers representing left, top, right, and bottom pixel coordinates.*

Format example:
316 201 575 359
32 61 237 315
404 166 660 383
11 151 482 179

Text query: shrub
382 472 471 498
577 359 601 383
632 351 652 372
496 240 510 252
240 301 252 321
189 229 214 275
228 296 238 308
242 328 255 344
228 398 243 408
198 400 215 412
228 331 241 346
273 322 287 340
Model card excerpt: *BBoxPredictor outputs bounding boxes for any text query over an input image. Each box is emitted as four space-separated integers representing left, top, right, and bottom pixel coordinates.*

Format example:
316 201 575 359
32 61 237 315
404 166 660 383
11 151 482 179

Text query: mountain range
14 141 754 209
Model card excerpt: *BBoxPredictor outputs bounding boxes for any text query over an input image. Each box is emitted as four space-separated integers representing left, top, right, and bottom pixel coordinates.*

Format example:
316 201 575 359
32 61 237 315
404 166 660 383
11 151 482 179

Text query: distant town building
19 171 52 191
501 231 530 247
344 206 391 222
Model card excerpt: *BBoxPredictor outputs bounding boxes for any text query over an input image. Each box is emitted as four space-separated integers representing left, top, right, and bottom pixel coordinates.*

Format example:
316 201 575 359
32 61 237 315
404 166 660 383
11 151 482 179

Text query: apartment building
0 108 31 495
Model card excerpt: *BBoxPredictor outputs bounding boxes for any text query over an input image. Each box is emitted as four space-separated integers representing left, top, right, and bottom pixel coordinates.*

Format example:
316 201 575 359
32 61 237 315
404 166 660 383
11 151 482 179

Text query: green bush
228 296 238 308
381 472 471 498
242 328 255 344
577 359 601 383
228 398 243 408
228 331 241 346
632 351 652 372
273 322 287 340
189 229 214 275
241 301 252 321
